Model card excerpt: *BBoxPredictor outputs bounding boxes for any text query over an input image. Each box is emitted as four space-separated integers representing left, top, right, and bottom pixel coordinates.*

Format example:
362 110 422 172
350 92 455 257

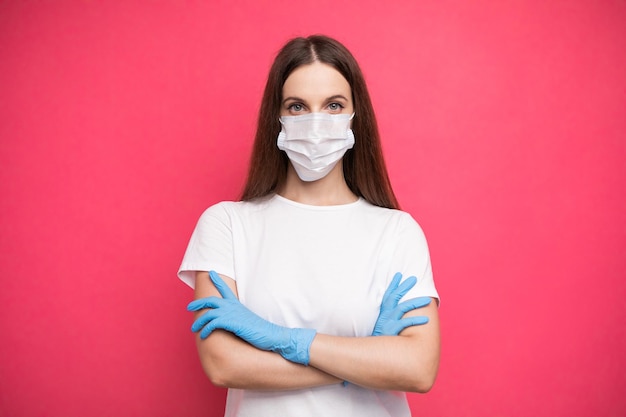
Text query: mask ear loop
276 117 287 149
347 113 356 145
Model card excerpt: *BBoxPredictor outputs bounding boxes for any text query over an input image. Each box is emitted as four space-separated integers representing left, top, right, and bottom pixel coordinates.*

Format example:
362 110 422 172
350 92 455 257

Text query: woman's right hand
188 270 317 365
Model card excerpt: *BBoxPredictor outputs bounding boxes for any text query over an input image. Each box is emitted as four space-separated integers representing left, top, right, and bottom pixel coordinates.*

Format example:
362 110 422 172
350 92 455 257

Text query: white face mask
277 112 355 182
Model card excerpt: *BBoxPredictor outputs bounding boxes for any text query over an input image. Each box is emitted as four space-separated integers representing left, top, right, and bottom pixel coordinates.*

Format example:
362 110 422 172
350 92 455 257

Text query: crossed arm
191 270 440 392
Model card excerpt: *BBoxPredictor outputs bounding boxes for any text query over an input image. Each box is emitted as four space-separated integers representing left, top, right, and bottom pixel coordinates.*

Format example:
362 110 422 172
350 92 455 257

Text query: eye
327 102 345 112
287 103 305 113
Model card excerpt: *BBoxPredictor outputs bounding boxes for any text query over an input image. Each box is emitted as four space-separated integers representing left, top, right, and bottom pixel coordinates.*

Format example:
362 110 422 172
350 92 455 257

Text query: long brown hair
240 35 399 209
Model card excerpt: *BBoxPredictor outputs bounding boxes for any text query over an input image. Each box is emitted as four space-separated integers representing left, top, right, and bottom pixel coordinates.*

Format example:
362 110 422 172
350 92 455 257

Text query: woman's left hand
372 272 431 336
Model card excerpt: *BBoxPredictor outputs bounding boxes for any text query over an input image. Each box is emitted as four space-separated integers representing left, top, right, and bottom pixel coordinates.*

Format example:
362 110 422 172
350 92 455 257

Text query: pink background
1 1 625 416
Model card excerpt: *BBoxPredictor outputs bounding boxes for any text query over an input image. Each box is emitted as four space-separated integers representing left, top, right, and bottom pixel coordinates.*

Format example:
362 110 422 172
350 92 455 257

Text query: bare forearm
309 304 440 392
197 330 341 390
309 333 438 392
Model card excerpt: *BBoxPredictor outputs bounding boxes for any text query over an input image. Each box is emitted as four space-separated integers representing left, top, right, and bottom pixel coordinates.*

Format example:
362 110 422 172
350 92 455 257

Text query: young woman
178 35 440 417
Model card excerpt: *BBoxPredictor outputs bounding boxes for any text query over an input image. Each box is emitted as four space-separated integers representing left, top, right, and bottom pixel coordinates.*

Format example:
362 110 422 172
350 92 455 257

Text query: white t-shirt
178 194 439 417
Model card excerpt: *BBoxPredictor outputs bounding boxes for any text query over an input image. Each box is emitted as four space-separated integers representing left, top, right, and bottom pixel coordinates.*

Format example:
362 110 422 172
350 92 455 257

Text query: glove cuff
279 328 316 365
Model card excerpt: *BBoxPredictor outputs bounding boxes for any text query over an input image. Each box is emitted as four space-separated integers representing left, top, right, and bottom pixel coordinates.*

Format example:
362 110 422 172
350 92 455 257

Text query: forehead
282 62 351 100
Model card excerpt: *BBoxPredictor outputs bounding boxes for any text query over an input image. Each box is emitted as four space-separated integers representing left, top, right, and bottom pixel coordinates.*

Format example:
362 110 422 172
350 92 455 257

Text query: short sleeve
177 203 236 289
390 213 439 304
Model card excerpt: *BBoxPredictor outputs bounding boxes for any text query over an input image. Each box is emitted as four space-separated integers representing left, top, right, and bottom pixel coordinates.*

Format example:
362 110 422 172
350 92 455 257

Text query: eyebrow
282 95 349 105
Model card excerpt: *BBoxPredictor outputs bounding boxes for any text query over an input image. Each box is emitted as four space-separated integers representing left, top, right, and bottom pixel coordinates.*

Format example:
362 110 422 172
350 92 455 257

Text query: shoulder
360 201 425 231
197 198 272 223
200 200 238 216
196 201 236 223
359 202 430 252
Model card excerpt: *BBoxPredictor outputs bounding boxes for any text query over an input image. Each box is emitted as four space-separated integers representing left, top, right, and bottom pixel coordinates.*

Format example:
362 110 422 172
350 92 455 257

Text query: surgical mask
277 112 355 182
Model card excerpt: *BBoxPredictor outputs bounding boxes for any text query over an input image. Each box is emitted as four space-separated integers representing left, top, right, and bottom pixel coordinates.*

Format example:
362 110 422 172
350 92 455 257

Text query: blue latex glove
187 270 317 366
372 272 432 336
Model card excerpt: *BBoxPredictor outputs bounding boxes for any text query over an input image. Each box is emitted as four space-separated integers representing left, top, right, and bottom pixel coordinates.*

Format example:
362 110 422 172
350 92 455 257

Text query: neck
278 162 358 206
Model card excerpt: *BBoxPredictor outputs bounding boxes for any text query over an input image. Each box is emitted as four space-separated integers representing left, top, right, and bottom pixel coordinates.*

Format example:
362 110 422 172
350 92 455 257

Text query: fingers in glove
190 308 222 333
186 296 224 312
393 275 417 303
209 270 237 300
381 314 430 335
382 272 403 304
199 318 225 339
396 296 432 316
398 316 429 329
